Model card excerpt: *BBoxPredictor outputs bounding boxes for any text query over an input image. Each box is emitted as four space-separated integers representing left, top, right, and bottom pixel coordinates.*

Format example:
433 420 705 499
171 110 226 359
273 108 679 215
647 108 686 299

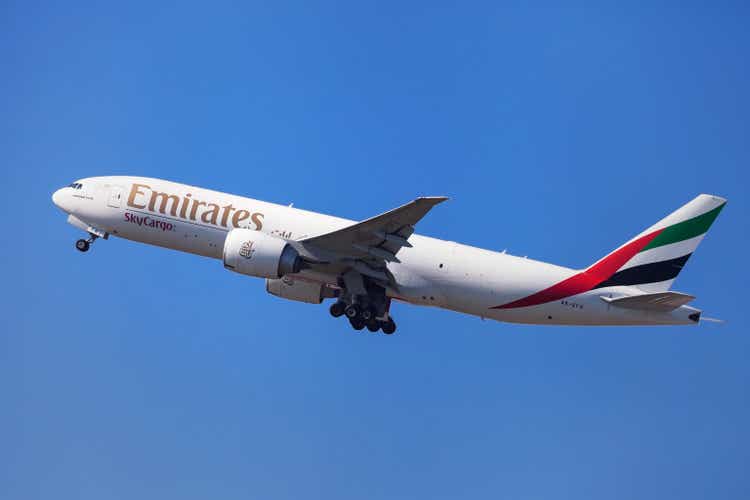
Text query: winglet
413 196 449 210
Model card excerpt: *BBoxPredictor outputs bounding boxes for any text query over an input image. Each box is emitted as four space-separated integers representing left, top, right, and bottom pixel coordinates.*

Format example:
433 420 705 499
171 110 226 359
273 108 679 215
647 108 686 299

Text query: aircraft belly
487 290 698 326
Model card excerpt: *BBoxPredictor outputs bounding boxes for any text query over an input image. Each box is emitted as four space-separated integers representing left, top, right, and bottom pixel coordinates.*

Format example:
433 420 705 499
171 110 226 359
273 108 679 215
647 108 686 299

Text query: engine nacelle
266 277 327 304
223 229 302 279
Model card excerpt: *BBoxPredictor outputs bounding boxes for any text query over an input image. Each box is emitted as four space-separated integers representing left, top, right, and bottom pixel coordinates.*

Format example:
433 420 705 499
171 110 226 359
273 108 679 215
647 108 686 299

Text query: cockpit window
68 182 83 189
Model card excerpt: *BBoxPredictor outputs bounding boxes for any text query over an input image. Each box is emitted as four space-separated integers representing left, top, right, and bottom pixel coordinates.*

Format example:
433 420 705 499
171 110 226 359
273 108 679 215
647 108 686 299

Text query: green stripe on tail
641 202 725 252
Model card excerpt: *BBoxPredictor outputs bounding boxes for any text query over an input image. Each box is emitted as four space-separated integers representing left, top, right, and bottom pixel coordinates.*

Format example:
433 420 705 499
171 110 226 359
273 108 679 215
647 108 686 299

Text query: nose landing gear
75 233 99 253
75 239 90 252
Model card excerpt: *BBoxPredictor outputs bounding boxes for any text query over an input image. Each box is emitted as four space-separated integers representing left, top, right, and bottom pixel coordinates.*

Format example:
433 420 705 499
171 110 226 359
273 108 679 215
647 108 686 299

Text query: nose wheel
75 234 98 253
75 239 90 252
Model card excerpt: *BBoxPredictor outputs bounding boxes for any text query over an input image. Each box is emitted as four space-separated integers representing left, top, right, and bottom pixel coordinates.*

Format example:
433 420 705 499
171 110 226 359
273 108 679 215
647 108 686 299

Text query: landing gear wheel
381 319 396 335
349 318 365 331
366 320 380 332
361 307 374 322
329 301 346 318
344 304 361 320
75 239 90 252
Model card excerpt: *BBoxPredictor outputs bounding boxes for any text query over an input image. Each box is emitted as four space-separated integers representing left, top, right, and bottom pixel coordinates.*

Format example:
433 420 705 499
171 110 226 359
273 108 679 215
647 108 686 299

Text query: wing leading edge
298 196 447 265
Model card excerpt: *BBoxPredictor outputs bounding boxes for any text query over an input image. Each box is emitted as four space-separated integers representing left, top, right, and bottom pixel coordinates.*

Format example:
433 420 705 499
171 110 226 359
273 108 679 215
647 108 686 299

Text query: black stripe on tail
594 254 692 289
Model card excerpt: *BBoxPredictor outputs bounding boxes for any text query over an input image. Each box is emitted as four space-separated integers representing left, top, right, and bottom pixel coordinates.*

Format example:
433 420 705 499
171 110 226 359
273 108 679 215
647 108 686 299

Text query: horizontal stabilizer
600 291 695 312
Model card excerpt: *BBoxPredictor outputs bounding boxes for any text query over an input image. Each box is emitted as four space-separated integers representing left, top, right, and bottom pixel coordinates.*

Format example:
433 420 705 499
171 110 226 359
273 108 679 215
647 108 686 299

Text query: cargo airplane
52 177 726 334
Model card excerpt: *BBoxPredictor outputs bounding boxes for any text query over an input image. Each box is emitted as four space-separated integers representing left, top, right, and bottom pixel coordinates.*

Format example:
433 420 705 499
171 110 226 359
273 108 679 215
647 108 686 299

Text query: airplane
52 176 726 334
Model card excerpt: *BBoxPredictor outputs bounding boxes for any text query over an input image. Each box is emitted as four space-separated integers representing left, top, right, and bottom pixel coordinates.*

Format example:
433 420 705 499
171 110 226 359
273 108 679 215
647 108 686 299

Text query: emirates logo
239 240 255 259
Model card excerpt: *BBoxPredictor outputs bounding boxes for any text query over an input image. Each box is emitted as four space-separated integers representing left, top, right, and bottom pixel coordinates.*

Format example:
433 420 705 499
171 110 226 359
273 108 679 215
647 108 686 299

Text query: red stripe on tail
492 228 664 309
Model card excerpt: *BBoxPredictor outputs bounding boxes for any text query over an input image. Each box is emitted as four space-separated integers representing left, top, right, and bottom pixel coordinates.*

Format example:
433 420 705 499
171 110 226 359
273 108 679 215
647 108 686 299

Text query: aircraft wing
296 197 448 273
600 291 696 311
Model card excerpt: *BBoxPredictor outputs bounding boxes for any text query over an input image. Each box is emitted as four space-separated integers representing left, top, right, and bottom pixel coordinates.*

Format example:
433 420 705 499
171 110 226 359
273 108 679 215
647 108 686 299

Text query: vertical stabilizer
589 194 726 292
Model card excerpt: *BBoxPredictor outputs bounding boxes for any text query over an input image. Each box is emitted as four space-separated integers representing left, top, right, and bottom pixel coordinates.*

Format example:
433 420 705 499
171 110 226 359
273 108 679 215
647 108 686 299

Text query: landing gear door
107 186 123 208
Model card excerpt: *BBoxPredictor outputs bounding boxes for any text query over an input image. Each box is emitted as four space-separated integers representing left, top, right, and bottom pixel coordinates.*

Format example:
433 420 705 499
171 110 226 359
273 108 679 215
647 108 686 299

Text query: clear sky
2 2 748 499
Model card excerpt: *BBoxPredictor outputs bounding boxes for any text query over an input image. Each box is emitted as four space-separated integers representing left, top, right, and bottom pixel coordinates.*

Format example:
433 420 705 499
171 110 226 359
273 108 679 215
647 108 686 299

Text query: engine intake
223 229 302 279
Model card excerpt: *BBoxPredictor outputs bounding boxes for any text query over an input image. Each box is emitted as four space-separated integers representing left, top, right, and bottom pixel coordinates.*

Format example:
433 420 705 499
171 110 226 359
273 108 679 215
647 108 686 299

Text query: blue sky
2 2 749 499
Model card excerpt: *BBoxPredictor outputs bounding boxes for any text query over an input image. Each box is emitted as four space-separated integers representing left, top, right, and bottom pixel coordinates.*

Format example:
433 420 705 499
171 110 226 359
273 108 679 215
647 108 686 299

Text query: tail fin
587 194 726 292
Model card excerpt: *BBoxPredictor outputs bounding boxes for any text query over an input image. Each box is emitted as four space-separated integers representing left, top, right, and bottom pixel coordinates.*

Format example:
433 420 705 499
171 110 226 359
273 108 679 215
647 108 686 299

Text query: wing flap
600 291 696 311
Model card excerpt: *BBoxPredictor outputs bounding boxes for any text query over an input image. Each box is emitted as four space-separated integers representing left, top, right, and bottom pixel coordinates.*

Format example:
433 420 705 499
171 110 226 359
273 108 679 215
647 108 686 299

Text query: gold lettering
251 212 264 230
220 204 235 227
180 193 192 218
127 183 150 209
232 210 250 228
148 191 180 216
189 200 206 220
201 203 220 225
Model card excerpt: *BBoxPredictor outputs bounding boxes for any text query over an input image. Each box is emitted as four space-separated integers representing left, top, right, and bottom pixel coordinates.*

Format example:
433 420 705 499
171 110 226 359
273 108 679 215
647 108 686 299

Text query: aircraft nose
52 188 68 212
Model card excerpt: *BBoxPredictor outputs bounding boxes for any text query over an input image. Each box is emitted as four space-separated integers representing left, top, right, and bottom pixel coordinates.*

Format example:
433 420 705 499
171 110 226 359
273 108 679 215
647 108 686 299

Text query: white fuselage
52 176 699 326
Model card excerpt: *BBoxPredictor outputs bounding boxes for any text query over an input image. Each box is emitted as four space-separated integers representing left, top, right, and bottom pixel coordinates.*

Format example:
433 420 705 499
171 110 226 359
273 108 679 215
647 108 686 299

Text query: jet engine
266 277 332 304
223 229 302 279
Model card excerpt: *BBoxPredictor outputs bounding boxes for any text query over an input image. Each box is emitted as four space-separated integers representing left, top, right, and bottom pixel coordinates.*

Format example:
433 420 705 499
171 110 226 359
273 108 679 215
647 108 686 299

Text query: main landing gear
329 299 397 335
329 270 397 334
75 233 98 253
